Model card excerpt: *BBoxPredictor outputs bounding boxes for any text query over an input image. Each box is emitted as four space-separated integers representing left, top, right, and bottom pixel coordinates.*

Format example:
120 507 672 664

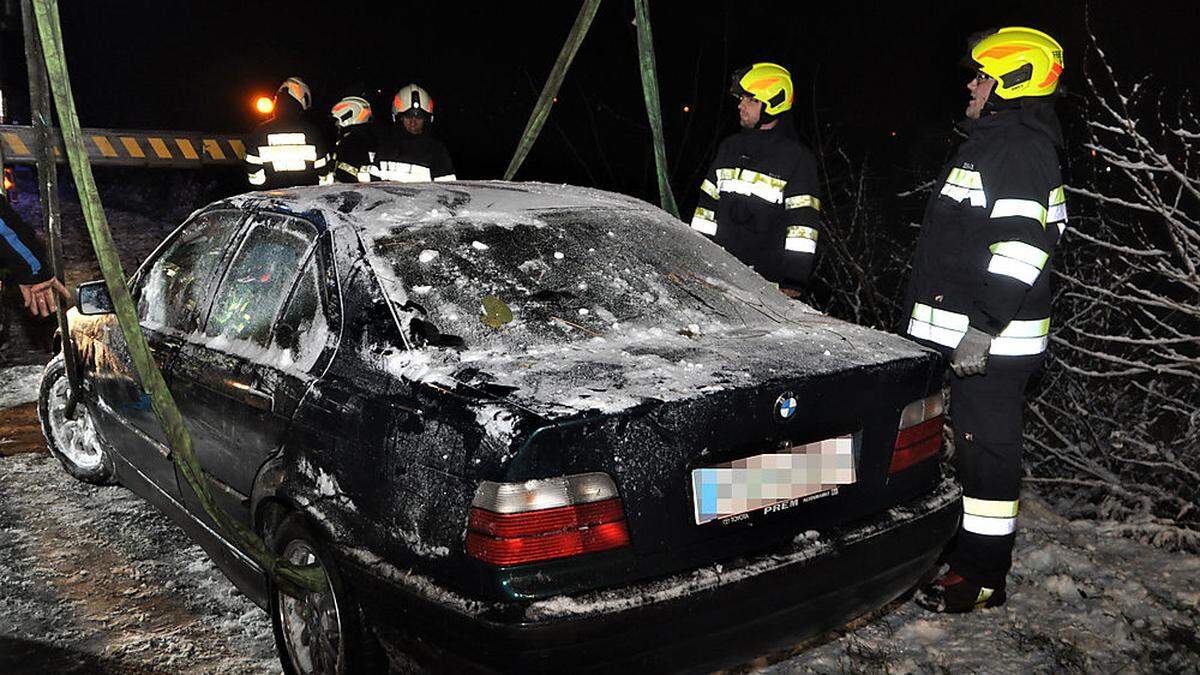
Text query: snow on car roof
223 180 653 231
219 181 937 422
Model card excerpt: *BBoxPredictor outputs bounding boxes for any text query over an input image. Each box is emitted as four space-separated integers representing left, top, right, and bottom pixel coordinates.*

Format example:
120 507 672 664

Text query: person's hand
950 326 992 377
19 278 71 318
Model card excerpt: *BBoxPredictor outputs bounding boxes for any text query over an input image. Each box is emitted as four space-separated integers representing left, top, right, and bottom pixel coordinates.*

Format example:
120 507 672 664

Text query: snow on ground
757 496 1200 674
0 365 44 409
0 451 279 674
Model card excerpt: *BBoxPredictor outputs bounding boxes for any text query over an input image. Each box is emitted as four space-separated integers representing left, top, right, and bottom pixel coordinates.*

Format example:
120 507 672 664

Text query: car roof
216 181 657 233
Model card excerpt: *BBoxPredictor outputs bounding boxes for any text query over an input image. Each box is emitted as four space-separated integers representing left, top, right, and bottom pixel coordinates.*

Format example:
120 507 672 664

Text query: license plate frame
691 433 859 525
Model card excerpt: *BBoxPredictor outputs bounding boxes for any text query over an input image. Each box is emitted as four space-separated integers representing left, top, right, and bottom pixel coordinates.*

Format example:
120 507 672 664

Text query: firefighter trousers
947 362 1038 589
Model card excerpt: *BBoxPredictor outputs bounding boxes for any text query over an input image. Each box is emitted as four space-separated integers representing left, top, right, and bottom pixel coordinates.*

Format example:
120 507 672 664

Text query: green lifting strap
633 0 679 218
30 0 325 597
503 0 602 181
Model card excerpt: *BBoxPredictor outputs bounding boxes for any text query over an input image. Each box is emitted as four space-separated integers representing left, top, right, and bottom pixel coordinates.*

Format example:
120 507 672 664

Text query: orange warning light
255 96 275 115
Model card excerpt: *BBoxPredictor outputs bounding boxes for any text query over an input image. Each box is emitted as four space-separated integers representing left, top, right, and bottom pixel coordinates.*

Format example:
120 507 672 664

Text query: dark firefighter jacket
690 125 821 289
333 123 383 183
903 106 1067 365
367 126 456 182
0 196 51 285
244 97 333 189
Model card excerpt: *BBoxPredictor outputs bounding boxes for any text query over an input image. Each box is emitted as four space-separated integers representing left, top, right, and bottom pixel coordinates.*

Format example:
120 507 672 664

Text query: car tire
268 511 386 675
38 353 117 485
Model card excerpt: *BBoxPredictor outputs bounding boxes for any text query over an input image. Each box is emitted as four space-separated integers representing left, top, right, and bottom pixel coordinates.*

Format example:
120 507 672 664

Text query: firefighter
244 77 333 189
0 193 68 318
906 27 1067 613
690 63 821 296
330 95 379 183
371 84 456 182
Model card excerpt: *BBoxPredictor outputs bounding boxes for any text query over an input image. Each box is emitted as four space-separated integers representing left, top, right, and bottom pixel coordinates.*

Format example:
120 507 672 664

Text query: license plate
691 434 857 525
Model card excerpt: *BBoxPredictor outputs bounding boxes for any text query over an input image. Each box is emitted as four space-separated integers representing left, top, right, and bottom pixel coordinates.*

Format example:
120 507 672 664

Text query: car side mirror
76 280 115 315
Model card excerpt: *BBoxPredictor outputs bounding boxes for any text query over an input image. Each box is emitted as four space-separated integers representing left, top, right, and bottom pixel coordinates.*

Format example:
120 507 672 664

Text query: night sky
0 1 1192 206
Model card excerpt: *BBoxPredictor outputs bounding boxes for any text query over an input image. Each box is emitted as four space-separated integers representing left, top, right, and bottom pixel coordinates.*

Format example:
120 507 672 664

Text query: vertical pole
20 0 77 414
0 98 6 177
503 0 601 181
1 1 10 176
632 0 678 218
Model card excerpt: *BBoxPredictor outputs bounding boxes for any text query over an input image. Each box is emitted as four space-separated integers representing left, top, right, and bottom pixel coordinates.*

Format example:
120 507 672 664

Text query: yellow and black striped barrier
0 124 245 168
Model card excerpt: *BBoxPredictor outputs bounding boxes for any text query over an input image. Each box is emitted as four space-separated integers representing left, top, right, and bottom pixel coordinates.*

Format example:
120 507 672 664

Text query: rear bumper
346 473 961 673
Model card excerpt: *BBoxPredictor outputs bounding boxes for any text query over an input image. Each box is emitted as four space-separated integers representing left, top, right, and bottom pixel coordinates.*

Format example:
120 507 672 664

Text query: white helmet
277 76 312 111
331 96 372 127
391 84 434 121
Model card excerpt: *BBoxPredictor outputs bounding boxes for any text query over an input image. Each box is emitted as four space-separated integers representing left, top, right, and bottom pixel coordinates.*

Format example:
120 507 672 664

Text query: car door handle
147 337 181 367
227 380 274 412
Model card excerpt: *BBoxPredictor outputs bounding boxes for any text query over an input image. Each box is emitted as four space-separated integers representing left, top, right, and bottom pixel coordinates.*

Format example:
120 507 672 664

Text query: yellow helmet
730 62 793 116
970 27 1064 99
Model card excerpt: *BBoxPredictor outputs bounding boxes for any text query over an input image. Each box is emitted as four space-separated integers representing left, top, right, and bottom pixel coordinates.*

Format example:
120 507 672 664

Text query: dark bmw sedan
39 182 958 673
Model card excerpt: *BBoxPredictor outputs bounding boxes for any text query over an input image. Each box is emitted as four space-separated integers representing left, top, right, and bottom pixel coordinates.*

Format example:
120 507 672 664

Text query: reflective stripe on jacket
244 99 333 190
691 126 821 289
904 110 1066 361
368 127 456 183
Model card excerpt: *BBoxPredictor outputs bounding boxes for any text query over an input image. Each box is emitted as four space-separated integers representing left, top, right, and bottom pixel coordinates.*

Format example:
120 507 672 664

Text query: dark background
0 1 1191 208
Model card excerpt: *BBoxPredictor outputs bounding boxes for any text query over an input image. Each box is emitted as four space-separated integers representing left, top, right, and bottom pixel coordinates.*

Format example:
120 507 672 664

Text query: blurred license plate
691 435 857 525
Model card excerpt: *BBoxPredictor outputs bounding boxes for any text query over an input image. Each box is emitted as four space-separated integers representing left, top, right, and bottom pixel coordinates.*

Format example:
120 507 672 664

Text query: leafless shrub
1024 35 1200 548
808 132 915 332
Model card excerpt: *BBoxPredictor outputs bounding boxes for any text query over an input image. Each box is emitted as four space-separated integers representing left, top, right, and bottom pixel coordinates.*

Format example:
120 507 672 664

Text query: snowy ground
0 365 44 409
760 497 1200 674
0 451 279 675
2 364 1198 673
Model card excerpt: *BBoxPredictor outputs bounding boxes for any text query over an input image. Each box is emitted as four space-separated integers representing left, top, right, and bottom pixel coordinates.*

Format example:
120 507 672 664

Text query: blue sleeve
0 197 51 285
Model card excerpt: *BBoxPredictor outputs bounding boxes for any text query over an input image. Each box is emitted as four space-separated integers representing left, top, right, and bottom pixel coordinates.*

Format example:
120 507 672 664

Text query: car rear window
364 208 805 350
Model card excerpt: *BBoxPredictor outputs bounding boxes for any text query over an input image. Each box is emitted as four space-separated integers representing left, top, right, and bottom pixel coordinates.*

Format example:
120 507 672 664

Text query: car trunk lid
455 317 944 585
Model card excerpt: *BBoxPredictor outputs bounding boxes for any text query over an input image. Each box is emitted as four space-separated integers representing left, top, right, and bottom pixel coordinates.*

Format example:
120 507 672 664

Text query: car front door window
204 213 317 349
137 210 244 335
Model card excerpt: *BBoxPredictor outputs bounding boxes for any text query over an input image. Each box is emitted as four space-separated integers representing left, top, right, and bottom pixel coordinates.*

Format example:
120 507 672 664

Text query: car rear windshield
364 208 806 350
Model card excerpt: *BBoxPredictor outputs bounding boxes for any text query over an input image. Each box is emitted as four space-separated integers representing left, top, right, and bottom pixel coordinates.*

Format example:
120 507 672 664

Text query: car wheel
268 512 385 675
38 353 116 484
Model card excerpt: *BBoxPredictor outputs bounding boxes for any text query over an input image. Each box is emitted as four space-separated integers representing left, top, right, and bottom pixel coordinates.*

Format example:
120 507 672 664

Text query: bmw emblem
775 392 798 420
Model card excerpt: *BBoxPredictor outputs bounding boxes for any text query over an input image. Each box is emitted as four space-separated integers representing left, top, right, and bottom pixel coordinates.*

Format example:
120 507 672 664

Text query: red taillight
890 392 945 474
469 498 624 538
467 501 630 566
890 415 944 473
466 473 631 566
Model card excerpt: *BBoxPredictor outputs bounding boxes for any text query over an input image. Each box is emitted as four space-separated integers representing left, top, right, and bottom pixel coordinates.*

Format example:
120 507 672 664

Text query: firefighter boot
914 566 1007 614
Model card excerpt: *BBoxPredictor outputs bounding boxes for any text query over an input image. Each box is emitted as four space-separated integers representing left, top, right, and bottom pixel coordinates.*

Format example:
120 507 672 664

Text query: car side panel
72 311 183 498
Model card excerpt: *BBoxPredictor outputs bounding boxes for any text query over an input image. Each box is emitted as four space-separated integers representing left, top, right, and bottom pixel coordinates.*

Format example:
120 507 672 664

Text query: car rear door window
205 213 317 347
271 250 334 371
137 210 244 335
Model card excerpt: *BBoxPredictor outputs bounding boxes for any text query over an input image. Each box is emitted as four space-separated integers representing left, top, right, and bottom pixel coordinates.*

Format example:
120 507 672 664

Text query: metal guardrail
0 123 245 167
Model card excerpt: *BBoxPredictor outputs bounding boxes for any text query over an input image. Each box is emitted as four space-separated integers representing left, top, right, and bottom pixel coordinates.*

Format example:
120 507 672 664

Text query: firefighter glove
951 326 992 377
